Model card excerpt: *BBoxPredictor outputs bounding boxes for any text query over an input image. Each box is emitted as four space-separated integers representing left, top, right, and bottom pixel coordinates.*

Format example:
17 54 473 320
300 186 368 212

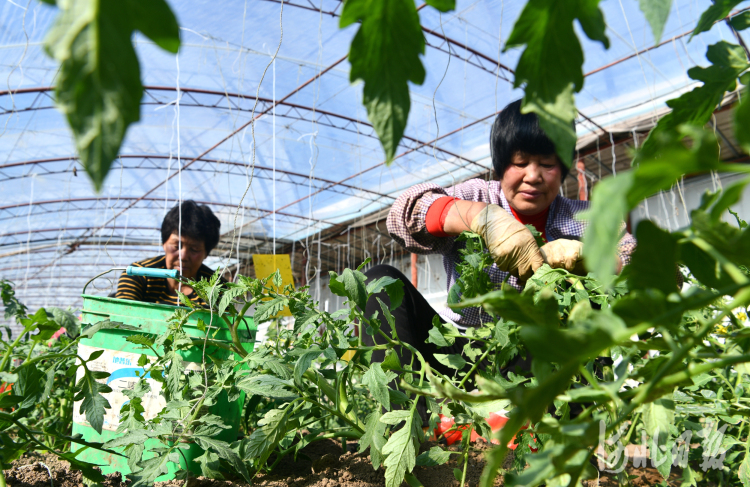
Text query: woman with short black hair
364 99 635 380
116 200 223 306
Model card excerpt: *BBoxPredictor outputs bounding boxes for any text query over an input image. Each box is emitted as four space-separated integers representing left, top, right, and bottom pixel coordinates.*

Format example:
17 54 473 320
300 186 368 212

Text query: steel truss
0 155 395 203
0 86 483 172
0 197 337 227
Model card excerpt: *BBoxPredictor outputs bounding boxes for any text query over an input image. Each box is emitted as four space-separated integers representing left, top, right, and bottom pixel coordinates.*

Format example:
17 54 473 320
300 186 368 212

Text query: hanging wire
227 0 284 264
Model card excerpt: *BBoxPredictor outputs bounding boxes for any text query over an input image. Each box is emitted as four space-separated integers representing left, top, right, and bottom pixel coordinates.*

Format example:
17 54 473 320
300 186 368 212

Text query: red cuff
426 197 460 237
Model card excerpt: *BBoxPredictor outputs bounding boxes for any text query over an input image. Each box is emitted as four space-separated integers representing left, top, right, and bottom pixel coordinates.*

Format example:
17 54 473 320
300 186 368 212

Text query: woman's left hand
539 239 585 275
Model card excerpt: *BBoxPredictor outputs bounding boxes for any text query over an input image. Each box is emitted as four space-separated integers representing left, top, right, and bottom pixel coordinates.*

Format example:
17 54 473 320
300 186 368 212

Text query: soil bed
4 440 680 487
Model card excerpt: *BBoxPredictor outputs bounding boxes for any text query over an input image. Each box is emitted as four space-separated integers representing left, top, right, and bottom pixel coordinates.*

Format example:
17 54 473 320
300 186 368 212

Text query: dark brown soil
4 440 678 487
4 451 127 487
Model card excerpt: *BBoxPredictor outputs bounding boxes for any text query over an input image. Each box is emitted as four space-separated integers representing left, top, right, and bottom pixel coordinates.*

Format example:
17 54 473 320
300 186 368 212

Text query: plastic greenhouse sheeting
0 0 743 311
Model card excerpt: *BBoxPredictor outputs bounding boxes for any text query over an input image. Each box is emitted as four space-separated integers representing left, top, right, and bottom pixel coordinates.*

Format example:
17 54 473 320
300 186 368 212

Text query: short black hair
161 201 221 254
490 99 571 181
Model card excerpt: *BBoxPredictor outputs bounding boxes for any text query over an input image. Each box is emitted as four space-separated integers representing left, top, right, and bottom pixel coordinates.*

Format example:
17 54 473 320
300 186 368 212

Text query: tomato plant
0 280 128 486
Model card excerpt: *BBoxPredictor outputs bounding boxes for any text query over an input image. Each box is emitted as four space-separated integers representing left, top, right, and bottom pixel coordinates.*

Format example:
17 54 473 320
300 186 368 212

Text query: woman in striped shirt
115 201 222 306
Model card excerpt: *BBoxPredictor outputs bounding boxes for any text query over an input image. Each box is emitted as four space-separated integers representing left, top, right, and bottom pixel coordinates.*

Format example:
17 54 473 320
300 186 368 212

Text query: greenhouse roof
0 0 746 311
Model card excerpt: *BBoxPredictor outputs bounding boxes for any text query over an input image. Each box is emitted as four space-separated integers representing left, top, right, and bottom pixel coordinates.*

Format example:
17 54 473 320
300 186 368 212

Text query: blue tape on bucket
126 266 180 280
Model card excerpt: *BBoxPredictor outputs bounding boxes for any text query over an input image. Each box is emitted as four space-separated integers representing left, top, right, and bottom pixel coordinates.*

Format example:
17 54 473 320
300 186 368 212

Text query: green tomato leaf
415 446 453 466
629 220 678 295
126 334 155 348
236 374 298 400
217 286 246 317
692 0 744 39
44 0 180 191
739 451 750 487
293 347 323 386
254 296 288 323
48 307 79 337
243 408 290 467
382 407 420 487
381 348 402 372
505 0 608 167
340 0 426 163
638 0 673 43
424 0 455 13
731 11 750 31
359 411 388 468
433 353 467 370
75 365 112 434
642 41 749 155
340 268 369 311
130 451 181 486
454 285 559 327
583 126 722 285
193 435 251 483
13 364 45 410
193 450 224 480
363 362 395 411
642 395 675 480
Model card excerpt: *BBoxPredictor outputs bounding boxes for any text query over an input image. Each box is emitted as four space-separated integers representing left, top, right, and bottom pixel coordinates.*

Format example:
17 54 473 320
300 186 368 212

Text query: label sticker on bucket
73 343 199 432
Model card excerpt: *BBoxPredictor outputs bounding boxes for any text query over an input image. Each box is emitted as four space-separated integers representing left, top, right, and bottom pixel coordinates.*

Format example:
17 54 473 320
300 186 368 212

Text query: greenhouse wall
631 173 750 233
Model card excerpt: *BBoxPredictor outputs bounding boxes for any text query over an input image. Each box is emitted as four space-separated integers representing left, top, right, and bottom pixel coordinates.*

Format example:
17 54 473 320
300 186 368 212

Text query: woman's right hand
469 204 544 280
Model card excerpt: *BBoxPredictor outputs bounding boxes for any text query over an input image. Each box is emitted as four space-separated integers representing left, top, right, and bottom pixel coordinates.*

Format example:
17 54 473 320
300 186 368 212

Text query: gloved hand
469 205 544 280
539 239 585 275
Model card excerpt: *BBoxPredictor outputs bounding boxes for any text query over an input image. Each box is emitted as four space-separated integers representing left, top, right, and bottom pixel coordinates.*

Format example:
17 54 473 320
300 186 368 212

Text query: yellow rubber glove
539 239 585 275
469 205 544 280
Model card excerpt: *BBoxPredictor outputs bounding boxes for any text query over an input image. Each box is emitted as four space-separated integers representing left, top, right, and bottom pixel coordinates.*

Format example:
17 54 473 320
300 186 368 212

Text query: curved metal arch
0 155 395 202
0 197 338 226
259 0 515 80
0 86 484 172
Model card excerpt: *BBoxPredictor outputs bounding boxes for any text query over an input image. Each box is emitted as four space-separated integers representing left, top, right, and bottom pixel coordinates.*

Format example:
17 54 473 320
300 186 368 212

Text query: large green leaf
13 364 45 410
415 446 453 466
583 126 723 285
629 221 678 295
243 408 290 467
131 451 181 486
381 408 421 487
74 366 112 434
638 0 673 43
519 309 627 364
505 0 608 167
454 286 559 326
642 395 675 480
235 374 298 400
44 0 179 191
731 11 750 31
641 41 749 155
340 0 426 163
359 411 387 469
363 363 394 411
691 0 744 39
193 435 250 483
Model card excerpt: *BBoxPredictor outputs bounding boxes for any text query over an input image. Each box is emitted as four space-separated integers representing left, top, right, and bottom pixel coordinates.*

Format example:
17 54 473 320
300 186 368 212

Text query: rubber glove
539 239 585 275
469 205 544 280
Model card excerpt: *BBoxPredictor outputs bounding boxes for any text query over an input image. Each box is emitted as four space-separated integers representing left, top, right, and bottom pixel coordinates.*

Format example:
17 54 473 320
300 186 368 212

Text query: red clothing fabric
427 196 549 242
425 196 459 237
509 206 549 243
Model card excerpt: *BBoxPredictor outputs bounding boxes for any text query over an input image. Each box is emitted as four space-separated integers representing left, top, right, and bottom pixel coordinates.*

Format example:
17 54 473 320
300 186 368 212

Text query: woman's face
163 233 208 279
501 151 563 215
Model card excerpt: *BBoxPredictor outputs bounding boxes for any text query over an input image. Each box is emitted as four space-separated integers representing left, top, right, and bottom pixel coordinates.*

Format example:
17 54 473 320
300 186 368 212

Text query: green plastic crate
71 294 255 480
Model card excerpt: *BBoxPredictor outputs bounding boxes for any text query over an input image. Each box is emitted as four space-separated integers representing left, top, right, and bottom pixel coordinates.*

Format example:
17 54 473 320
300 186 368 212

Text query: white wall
630 172 750 233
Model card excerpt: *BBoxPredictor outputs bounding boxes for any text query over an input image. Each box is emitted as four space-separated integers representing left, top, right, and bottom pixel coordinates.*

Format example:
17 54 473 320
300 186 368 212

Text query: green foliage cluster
10 1 750 486
0 280 127 486
40 0 180 191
